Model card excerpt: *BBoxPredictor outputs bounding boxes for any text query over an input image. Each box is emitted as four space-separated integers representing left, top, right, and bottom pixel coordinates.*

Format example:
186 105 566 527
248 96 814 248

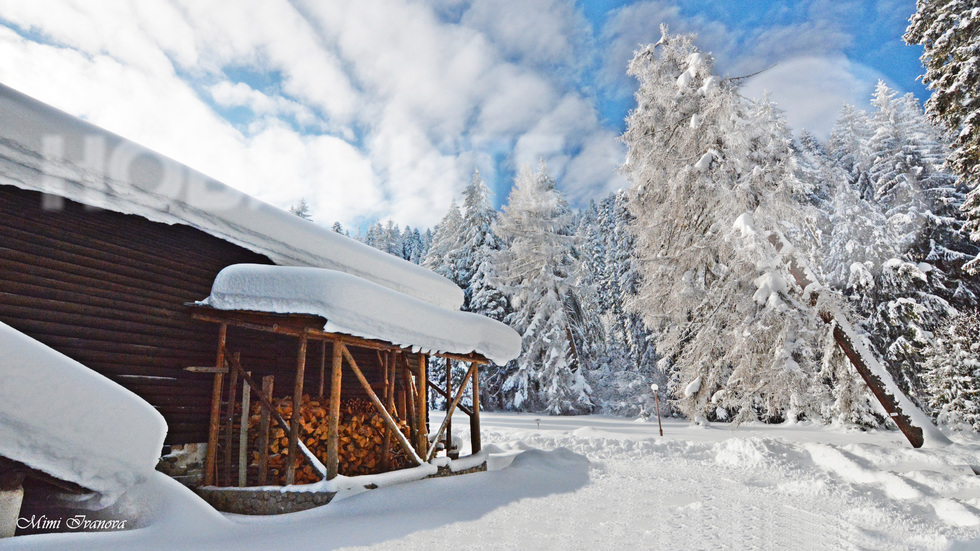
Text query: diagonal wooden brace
340 344 424 466
426 361 478 462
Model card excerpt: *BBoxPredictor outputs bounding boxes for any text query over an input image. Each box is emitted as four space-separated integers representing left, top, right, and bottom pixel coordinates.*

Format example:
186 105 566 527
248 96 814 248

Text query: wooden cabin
0 82 519 501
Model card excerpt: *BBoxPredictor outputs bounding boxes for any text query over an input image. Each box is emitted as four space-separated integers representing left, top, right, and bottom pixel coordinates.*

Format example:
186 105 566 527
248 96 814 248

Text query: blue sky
0 0 926 230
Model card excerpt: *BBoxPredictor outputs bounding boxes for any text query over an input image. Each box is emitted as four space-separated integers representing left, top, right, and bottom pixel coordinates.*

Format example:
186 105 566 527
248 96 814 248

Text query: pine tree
906 2 980 272
828 84 977 407
922 311 980 430
422 200 465 287
493 162 593 414
622 28 830 423
454 170 511 409
289 198 313 220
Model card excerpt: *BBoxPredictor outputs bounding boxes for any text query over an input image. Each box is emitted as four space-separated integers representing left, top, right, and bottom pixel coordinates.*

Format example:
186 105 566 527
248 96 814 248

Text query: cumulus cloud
0 0 624 228
741 56 889 139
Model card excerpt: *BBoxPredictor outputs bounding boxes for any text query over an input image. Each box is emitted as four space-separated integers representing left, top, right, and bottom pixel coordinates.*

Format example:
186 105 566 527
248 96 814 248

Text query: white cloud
0 0 626 228
741 56 889 138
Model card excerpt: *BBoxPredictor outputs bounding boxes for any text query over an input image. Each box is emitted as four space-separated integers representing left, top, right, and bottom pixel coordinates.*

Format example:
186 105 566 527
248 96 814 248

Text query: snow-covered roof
201 264 521 365
0 321 167 503
0 83 463 311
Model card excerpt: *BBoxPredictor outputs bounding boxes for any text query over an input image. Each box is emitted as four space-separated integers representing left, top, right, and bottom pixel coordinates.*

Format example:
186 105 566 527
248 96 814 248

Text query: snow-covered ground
7 412 980 550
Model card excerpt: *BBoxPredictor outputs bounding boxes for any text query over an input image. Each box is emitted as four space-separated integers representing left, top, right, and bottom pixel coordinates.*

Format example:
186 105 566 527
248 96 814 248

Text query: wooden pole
318 340 327 399
445 359 453 458
223 352 240 486
766 233 931 448
381 352 393 471
470 364 481 454
652 383 663 437
258 375 274 485
326 341 343 479
427 381 474 416
341 344 423 465
204 323 226 487
418 354 429 458
238 375 250 487
401 354 418 453
286 333 308 485
426 362 478 462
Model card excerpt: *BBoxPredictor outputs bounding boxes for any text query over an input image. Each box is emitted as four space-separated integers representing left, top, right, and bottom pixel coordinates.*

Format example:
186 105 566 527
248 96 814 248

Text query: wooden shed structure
0 83 519 494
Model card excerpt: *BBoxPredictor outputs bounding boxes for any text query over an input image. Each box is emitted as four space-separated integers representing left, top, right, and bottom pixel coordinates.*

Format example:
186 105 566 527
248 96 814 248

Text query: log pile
248 395 412 484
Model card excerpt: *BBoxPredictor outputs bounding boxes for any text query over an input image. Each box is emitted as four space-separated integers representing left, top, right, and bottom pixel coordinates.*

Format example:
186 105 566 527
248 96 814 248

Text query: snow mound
201 264 522 364
753 272 788 306
0 321 167 504
0 83 463 311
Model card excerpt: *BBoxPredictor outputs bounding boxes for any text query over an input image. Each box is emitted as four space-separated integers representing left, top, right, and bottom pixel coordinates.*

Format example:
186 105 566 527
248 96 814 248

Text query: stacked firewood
248 395 412 484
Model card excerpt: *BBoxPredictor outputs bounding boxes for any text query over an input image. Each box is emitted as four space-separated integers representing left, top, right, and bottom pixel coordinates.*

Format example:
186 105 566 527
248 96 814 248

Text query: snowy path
7 413 980 550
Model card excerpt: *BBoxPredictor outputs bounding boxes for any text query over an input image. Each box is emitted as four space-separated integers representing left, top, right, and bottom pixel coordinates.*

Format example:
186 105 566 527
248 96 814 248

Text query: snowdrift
0 321 166 503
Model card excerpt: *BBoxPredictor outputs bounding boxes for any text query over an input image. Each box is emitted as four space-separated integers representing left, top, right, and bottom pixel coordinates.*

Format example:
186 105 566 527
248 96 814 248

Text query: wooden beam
418 354 429 458
326 342 343 480
445 359 453 458
427 380 474 416
470 364 481 454
286 333 308 485
223 352 240 486
238 375 250 487
381 352 393 471
401 354 418 453
426 361 478 462
189 305 493 365
257 375 273 485
341 344 423 466
767 233 928 448
204 323 226 487
184 366 228 374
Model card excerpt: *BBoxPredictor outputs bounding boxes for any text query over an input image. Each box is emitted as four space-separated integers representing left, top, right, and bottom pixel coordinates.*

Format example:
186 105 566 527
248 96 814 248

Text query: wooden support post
470 364 481 454
326 342 343 480
286 333 308 485
401 354 417 452
258 376 274 485
426 362 478 462
204 323 227 487
223 352 240 486
445 359 453 458
238 375 250 487
418 354 429 458
341 345 423 465
381 352 394 471
318 340 327 399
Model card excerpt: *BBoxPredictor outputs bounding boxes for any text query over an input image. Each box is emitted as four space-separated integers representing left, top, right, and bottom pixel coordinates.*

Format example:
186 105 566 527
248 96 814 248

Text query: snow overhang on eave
197 264 521 365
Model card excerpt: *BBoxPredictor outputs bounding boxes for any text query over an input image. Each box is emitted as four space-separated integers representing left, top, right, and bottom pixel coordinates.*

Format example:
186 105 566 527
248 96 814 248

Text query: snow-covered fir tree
922 311 980 430
906 2 980 272
289 198 313 220
454 170 511 409
423 199 465 287
493 162 594 415
819 83 979 408
577 192 662 417
622 28 839 424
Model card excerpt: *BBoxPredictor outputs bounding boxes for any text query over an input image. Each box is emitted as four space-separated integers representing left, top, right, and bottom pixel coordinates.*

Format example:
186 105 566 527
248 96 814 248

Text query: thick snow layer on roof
201 264 521 365
0 83 462 311
0 321 167 503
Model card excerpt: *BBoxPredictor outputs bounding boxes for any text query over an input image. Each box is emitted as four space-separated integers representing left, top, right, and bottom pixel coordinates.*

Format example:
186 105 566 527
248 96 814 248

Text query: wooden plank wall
0 185 388 445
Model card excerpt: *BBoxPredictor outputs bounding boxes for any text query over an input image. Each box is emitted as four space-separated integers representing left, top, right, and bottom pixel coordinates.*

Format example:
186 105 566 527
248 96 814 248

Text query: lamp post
651 383 663 437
